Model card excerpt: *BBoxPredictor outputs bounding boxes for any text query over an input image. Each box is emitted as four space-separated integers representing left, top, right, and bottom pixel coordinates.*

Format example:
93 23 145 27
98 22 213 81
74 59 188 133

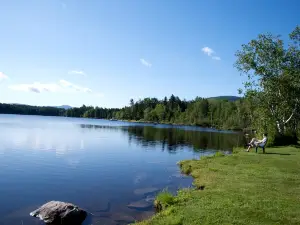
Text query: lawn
135 146 300 225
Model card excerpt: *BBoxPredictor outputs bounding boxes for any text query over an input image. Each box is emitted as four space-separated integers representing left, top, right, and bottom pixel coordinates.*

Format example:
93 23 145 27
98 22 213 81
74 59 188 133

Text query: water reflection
79 124 245 153
0 116 245 225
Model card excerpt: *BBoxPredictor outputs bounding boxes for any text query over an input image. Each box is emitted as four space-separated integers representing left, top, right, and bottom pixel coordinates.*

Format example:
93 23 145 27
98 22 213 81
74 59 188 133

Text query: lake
0 114 244 225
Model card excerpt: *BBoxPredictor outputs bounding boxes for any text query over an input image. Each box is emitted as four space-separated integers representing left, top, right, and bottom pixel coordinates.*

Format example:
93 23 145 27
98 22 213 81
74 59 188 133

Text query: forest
112 96 250 130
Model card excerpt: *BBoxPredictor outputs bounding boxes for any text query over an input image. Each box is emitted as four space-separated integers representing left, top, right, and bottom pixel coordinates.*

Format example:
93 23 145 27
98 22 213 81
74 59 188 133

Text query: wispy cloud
9 80 99 96
68 70 86 76
201 46 221 60
212 56 221 61
59 79 92 93
0 72 8 82
9 79 104 97
9 82 60 93
28 87 41 93
140 59 152 68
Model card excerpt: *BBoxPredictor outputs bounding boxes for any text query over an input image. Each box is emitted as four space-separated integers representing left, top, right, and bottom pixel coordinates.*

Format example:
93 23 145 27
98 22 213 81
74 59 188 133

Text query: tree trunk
276 120 284 134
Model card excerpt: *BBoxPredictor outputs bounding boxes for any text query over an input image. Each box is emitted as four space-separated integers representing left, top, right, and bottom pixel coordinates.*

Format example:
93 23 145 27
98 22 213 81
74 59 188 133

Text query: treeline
0 103 65 116
0 97 252 130
65 105 118 119
0 103 118 119
114 96 251 130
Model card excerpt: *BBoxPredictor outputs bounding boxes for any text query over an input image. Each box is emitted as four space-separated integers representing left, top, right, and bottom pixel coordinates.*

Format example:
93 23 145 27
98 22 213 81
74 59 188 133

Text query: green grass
154 189 175 212
135 146 300 225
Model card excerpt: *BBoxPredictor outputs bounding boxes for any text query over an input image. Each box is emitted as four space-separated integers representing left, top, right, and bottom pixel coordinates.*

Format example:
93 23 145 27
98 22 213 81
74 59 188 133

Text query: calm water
0 115 244 225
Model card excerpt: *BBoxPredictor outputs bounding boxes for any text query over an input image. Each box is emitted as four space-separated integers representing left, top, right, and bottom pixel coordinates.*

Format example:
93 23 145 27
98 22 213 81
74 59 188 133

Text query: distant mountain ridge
7 103 73 109
55 105 72 110
208 96 241 101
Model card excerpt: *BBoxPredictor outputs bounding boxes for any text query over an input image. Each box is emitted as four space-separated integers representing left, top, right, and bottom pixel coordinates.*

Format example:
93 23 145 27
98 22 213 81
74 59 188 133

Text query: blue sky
0 0 298 108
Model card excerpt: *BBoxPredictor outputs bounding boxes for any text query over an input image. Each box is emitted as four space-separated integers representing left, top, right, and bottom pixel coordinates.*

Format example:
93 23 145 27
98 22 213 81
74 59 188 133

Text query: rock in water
30 201 87 225
127 199 152 210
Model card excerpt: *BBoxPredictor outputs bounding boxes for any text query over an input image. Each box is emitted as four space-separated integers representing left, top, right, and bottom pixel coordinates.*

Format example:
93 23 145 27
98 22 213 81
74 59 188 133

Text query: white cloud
9 79 104 97
0 72 8 82
140 59 152 68
9 80 95 94
212 56 221 60
9 82 60 93
28 87 41 93
68 70 86 76
201 47 214 56
201 46 221 61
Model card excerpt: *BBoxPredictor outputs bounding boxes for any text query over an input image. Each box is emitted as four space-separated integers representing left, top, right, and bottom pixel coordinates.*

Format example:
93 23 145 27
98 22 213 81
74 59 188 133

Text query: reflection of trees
126 126 245 152
78 124 245 153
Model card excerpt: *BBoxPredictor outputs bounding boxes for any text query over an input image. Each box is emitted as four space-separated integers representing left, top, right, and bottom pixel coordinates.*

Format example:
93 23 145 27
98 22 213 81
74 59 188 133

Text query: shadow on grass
291 144 300 148
269 146 299 149
265 152 291 156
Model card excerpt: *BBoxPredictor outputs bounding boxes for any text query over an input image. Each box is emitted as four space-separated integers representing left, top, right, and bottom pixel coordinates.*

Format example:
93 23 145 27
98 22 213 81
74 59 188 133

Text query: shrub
154 189 175 212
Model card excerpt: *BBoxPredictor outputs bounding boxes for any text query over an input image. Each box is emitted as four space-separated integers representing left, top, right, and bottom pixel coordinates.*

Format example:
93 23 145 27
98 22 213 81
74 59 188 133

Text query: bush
272 133 298 146
154 189 175 212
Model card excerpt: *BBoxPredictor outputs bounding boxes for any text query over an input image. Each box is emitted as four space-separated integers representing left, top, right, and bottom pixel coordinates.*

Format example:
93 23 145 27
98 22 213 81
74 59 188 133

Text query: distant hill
55 105 72 110
7 103 73 109
208 96 241 101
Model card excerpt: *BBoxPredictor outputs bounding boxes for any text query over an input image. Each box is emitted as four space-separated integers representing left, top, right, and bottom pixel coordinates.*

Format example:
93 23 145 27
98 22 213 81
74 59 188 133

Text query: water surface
0 115 244 225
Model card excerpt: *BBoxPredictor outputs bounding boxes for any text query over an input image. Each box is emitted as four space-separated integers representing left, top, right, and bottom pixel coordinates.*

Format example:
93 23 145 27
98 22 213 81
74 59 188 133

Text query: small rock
30 201 87 225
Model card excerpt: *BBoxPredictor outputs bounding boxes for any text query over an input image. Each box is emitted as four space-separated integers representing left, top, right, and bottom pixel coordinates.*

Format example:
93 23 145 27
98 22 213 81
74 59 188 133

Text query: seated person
246 133 268 152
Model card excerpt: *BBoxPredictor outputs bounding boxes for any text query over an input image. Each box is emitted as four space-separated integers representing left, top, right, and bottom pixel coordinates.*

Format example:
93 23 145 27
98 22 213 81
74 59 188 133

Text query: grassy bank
135 146 300 225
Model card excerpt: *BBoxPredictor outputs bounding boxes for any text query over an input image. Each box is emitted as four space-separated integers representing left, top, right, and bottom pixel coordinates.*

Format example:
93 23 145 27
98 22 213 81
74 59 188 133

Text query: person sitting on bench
246 133 268 152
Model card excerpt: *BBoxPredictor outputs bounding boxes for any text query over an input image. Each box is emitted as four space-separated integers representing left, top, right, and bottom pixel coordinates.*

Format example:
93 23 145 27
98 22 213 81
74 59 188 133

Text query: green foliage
154 189 175 212
0 103 119 119
180 164 192 175
200 151 225 160
235 25 300 143
208 167 219 172
0 103 65 116
66 105 118 119
114 96 252 130
214 151 225 157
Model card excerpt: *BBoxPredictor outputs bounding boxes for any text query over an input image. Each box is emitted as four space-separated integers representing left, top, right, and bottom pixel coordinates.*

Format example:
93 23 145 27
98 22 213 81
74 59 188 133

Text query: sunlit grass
154 189 175 212
135 146 300 225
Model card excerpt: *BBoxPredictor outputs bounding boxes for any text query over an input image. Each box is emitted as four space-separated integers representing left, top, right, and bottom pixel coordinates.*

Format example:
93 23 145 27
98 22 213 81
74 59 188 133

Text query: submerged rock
134 187 159 195
111 212 135 223
30 201 87 225
127 199 152 210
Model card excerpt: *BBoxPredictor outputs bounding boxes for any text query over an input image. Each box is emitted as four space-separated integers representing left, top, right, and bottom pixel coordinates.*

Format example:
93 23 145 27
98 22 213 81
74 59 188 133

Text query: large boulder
30 201 87 225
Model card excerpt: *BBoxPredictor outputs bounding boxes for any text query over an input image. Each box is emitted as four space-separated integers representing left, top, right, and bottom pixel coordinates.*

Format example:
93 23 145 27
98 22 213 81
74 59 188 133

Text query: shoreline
118 119 251 132
0 114 252 133
135 146 300 225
